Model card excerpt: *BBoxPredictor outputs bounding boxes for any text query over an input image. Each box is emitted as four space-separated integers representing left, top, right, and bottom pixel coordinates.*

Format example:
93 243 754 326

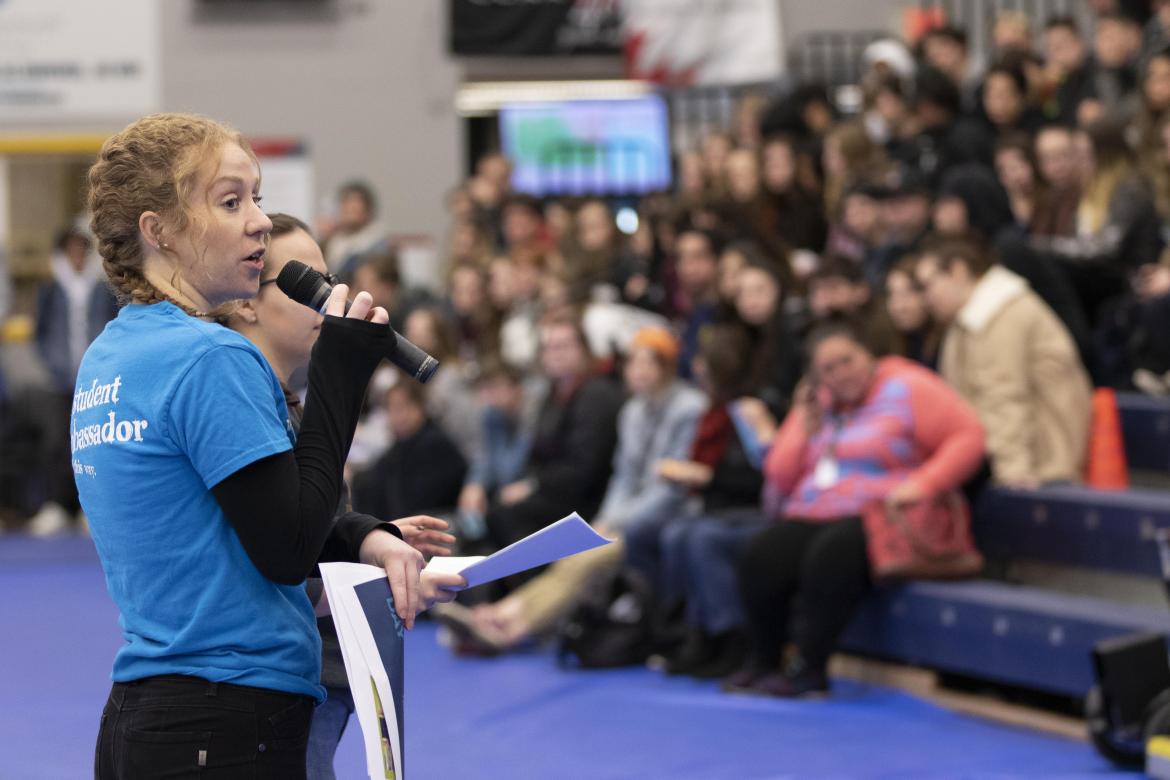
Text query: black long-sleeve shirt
210 316 398 585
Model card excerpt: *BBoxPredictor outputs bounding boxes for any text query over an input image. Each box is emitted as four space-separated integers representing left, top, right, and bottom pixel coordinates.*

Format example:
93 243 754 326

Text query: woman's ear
233 299 260 325
138 211 166 252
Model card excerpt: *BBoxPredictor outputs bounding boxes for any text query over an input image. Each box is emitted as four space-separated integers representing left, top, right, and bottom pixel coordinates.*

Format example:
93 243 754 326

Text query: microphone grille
275 260 325 307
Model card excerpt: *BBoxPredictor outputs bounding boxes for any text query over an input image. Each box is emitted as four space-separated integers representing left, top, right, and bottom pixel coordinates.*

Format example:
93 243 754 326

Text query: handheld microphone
275 260 439 384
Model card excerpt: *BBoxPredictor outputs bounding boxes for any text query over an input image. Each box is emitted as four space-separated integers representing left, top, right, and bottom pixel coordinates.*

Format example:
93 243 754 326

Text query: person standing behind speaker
221 213 458 779
27 225 118 535
78 113 463 780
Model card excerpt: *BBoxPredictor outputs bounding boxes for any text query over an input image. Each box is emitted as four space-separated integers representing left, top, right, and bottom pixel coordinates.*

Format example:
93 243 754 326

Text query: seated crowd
3 4 1169 698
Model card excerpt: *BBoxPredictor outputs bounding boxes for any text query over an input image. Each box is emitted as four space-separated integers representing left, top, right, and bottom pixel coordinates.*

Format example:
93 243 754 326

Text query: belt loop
206 681 219 698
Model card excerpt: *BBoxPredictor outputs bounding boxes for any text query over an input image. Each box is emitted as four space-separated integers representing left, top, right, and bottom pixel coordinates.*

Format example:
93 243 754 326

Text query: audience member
916 235 1092 487
323 180 389 275
456 360 544 543
437 326 704 654
730 247 803 416
1032 124 1084 236
885 258 939 367
28 226 118 535
673 226 725 378
402 306 481 460
983 61 1046 137
1043 17 1097 126
993 133 1043 231
1032 120 1163 323
761 134 828 254
726 317 985 698
352 381 467 522
808 254 899 356
483 314 623 550
349 247 437 333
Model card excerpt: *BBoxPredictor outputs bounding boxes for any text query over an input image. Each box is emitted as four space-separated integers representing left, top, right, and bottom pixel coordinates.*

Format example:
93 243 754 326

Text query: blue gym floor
0 535 1140 779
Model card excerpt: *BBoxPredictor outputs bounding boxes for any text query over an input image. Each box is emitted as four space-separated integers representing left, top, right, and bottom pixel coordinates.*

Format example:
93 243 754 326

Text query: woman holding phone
723 317 985 698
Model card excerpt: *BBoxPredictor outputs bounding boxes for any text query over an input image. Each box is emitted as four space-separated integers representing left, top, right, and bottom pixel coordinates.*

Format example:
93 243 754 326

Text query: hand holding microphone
326 283 386 325
276 260 439 383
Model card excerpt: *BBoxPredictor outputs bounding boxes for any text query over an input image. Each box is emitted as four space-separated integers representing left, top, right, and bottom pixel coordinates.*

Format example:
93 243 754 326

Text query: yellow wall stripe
0 135 108 155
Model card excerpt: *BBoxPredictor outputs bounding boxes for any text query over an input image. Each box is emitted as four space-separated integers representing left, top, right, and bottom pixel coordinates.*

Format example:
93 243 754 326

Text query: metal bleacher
841 394 1170 698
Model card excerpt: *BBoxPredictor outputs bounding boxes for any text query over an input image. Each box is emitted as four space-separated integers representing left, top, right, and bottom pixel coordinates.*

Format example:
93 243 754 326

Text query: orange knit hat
630 326 680 366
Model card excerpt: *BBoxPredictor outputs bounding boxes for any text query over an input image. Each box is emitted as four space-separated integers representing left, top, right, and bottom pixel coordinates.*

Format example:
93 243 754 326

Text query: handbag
555 569 659 669
861 491 984 580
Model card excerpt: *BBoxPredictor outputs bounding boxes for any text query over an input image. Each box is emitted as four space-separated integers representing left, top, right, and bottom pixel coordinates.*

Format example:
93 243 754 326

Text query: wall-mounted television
498 95 672 197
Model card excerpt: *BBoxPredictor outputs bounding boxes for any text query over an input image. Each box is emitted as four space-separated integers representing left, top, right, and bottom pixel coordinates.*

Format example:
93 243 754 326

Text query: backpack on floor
555 569 658 669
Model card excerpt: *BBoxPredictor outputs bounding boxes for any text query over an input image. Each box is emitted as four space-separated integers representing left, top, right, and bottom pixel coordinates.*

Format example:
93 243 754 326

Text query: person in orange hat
435 325 707 654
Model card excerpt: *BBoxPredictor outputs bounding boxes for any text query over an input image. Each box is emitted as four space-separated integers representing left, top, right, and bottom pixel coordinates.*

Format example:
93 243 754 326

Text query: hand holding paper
320 511 609 778
424 512 611 590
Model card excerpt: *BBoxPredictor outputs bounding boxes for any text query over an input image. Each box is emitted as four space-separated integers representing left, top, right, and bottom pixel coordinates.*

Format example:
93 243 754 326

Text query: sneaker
27 502 71 537
431 602 506 656
743 668 830 699
663 628 715 676
721 663 773 693
689 630 749 680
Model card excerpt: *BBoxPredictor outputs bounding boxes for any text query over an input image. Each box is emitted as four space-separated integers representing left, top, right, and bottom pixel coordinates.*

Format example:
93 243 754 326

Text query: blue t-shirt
72 301 324 702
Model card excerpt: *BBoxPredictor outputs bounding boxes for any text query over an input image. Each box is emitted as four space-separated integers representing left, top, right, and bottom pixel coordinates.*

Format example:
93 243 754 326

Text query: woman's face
540 322 588 382
544 202 573 244
450 222 482 260
623 346 666 397
1147 56 1170 112
576 202 614 252
170 142 271 307
811 334 876 408
995 147 1034 194
679 152 706 195
337 191 370 232
931 196 969 235
254 228 327 372
702 134 731 180
450 266 484 316
725 149 760 202
762 140 796 193
718 248 747 302
734 266 780 326
539 273 571 312
386 388 426 440
404 310 441 356
488 258 516 309
842 192 879 237
875 89 908 125
983 72 1024 128
885 269 929 333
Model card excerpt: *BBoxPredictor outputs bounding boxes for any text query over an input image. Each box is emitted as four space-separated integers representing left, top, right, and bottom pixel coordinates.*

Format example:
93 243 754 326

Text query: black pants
737 517 871 671
95 675 315 779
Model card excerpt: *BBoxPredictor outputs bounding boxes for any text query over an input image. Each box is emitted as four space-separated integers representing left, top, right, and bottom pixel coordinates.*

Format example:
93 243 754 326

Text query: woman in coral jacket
724 315 986 698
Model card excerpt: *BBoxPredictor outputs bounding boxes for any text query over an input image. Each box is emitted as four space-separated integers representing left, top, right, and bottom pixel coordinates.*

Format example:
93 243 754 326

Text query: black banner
450 0 623 57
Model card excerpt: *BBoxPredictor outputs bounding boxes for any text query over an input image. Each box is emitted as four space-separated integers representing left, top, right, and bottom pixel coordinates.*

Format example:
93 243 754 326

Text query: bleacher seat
1118 392 1170 473
841 482 1170 697
975 484 1170 577
842 580 1170 697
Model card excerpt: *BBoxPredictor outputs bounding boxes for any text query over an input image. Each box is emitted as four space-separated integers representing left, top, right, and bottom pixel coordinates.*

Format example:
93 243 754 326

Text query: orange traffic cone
1085 388 1129 490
